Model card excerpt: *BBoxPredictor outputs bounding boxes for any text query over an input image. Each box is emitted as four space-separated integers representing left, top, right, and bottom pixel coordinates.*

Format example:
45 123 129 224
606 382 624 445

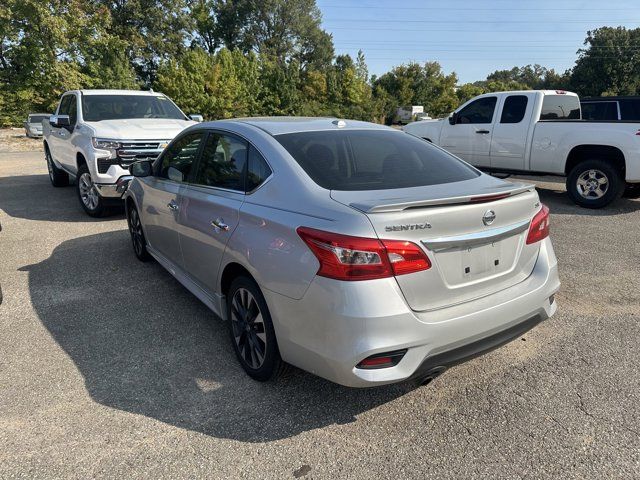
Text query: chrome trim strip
421 220 530 251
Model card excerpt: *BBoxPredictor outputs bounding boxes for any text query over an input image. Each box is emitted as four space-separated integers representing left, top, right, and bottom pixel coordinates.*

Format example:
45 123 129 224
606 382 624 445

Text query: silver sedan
124 118 559 387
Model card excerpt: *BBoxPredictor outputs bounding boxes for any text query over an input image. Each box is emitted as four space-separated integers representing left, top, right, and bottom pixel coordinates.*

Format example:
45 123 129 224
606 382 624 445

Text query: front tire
76 163 106 217
45 148 69 187
127 204 151 262
227 276 287 382
566 159 624 209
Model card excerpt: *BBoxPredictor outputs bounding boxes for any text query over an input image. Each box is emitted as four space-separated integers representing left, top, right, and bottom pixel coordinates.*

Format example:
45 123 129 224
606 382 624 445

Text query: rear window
275 130 479 191
540 95 581 120
581 101 618 120
28 115 49 123
619 99 640 121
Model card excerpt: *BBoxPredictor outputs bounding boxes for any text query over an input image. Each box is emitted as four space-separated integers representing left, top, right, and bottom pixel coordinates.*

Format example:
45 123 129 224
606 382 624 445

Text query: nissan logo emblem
482 210 496 226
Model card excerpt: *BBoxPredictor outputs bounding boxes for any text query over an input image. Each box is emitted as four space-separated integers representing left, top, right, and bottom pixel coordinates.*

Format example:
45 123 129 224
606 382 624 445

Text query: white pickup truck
404 90 640 208
43 89 200 216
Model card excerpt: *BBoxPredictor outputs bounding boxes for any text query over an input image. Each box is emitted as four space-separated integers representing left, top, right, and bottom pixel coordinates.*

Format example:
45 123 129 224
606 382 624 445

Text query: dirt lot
1 149 639 479
0 128 44 153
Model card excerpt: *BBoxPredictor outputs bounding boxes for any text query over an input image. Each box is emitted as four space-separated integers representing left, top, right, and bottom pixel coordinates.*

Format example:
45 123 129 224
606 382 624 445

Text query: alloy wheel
129 208 144 257
230 288 267 369
79 172 99 210
577 169 609 199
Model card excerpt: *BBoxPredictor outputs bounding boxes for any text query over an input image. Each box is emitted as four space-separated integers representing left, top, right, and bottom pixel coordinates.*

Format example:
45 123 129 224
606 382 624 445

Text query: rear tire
76 163 106 217
566 159 624 209
227 276 288 382
45 148 69 187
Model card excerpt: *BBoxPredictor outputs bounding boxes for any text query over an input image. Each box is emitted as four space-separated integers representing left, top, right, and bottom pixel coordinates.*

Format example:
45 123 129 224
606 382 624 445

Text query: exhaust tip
418 366 447 386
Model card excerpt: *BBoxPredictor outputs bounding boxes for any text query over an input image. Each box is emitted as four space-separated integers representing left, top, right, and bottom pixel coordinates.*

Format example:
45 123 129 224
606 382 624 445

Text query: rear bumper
263 237 559 388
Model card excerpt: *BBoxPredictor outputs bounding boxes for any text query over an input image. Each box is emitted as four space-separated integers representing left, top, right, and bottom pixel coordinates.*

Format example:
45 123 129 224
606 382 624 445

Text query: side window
540 95 581 120
246 146 272 192
500 95 528 124
67 95 78 126
457 97 497 124
158 133 203 182
58 95 72 116
193 132 247 191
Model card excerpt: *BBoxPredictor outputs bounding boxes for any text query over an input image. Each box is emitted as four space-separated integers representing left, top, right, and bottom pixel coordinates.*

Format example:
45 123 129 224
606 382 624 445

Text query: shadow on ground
21 230 413 442
0 174 123 222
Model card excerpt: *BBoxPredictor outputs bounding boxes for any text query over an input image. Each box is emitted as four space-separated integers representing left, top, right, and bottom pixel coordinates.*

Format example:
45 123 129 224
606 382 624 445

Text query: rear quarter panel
531 121 640 180
403 119 445 143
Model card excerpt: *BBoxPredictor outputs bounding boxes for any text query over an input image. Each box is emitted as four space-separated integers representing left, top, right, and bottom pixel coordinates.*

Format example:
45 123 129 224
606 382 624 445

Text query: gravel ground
0 129 44 153
1 151 639 479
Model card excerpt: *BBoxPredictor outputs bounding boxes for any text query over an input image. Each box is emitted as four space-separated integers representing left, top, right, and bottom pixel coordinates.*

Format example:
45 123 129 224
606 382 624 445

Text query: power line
323 18 640 24
327 27 637 32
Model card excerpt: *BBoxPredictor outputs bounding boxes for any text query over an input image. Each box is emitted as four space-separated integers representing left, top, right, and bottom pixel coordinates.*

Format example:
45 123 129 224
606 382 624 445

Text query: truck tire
566 159 624 209
76 163 106 217
45 148 69 187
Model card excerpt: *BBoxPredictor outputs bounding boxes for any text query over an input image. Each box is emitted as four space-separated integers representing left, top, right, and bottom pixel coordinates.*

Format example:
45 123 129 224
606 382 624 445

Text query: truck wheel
45 148 69 187
76 163 106 217
127 204 151 261
227 276 289 382
566 159 624 209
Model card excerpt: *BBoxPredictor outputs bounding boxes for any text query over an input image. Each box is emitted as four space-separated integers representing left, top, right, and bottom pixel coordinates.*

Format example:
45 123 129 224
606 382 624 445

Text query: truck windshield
276 130 479 191
81 95 186 122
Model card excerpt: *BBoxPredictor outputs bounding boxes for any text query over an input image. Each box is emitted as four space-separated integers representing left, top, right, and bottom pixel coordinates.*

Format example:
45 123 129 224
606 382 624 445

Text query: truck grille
97 140 169 174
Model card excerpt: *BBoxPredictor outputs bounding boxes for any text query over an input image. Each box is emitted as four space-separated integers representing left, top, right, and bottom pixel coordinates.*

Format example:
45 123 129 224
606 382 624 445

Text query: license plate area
461 241 503 279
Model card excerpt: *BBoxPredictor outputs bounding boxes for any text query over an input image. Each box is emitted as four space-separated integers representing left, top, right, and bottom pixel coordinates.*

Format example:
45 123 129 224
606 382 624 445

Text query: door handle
167 200 179 211
476 129 491 134
211 218 229 231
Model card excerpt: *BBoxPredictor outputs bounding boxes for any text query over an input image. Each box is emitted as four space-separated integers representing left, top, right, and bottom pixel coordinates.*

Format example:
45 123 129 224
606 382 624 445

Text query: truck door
48 95 72 165
490 93 535 171
439 96 497 167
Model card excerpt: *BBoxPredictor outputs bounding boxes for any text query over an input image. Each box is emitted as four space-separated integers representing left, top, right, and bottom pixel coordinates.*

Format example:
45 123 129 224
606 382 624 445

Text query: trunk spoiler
348 184 536 213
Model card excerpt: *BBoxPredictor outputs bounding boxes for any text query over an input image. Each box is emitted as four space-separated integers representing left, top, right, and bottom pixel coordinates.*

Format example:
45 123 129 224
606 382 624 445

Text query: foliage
1 0 640 127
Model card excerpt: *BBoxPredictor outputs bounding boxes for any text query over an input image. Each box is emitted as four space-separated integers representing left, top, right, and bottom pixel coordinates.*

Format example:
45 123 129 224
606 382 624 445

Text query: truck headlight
92 138 121 150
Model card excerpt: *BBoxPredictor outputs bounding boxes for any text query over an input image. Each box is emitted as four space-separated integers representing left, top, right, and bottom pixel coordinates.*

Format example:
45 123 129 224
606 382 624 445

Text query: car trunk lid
331 179 542 311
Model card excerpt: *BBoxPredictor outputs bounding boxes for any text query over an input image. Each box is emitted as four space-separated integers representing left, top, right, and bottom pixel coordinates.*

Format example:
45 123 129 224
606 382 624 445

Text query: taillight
526 204 550 245
296 227 431 281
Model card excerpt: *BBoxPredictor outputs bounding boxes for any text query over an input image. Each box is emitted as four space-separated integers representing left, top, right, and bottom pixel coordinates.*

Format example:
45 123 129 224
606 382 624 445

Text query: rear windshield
275 130 479 191
540 95 581 120
28 115 49 123
81 95 186 122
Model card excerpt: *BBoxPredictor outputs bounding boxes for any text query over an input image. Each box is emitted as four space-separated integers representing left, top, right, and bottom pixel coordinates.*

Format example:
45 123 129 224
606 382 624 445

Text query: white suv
42 89 199 216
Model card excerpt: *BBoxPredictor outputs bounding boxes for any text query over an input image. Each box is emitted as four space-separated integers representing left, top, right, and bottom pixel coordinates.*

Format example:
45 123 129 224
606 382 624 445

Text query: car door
490 93 535 171
439 96 497 167
139 131 205 269
48 95 73 167
178 131 247 295
57 93 80 173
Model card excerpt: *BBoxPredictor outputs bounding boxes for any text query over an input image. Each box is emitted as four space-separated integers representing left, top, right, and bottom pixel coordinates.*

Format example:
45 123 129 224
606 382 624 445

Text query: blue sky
317 0 640 83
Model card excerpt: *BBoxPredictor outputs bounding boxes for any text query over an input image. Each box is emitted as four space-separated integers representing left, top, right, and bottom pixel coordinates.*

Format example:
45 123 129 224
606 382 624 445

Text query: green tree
570 27 640 96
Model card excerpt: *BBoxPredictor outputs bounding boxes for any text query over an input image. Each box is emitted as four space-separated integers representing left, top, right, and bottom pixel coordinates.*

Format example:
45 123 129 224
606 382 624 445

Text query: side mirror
189 114 204 123
50 115 70 128
131 160 153 178
448 112 458 125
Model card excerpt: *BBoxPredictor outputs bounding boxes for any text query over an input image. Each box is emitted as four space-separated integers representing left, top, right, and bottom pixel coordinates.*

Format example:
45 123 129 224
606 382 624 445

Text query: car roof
200 117 395 136
78 89 164 96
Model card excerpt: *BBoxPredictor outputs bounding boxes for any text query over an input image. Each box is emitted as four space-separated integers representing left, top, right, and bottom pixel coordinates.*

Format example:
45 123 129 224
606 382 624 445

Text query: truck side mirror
189 114 204 122
50 115 70 128
131 160 153 178
449 112 458 125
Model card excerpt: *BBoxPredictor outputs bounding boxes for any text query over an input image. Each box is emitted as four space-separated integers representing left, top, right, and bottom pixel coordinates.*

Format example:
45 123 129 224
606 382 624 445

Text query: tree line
1 0 639 126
